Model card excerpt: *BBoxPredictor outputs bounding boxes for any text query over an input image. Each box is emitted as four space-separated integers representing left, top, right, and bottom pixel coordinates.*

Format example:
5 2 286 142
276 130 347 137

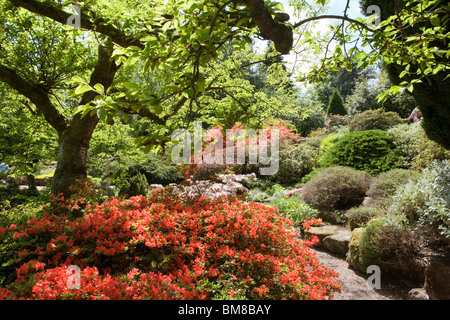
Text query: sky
276 0 367 87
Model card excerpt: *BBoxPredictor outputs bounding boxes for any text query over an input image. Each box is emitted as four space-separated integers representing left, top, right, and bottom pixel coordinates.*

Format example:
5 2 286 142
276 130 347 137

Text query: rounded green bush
357 217 425 285
348 109 403 132
120 172 149 197
301 166 371 214
345 206 385 230
320 130 403 175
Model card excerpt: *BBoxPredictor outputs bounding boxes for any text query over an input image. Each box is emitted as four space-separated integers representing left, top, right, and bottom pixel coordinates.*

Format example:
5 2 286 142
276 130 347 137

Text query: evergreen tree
327 90 348 116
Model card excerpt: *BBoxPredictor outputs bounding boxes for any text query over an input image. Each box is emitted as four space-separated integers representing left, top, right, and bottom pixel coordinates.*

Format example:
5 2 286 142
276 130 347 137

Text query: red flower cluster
0 187 340 300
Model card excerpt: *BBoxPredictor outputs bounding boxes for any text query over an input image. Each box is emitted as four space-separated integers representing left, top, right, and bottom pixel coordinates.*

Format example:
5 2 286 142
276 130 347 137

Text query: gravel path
311 247 409 300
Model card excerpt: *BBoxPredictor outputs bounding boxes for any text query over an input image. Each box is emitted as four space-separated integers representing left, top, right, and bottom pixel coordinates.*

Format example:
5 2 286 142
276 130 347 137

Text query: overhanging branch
0 64 68 133
293 15 374 32
7 0 144 49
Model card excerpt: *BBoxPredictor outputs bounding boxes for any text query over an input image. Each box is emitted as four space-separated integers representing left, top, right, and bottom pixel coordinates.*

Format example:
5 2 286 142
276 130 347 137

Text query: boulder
346 228 365 273
425 256 450 300
408 288 429 300
323 229 352 257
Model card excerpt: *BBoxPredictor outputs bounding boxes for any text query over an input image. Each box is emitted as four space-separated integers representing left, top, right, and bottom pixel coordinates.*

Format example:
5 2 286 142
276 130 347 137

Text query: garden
0 0 449 301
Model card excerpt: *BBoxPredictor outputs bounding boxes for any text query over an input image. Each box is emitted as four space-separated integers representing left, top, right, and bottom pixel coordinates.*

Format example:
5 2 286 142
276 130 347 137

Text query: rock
346 228 365 273
304 225 339 246
362 197 373 206
149 184 164 190
323 229 352 257
408 288 429 300
424 256 450 300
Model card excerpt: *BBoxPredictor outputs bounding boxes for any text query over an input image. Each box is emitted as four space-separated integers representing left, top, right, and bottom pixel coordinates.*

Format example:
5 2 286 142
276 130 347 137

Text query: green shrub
390 160 450 241
317 132 346 163
325 114 350 130
269 144 320 185
345 206 385 230
387 123 422 167
301 166 371 214
271 197 319 227
246 188 271 202
292 111 326 137
412 131 450 169
108 153 183 192
365 169 422 208
348 109 403 132
320 130 403 175
301 167 326 184
119 172 149 197
327 90 347 116
357 217 426 285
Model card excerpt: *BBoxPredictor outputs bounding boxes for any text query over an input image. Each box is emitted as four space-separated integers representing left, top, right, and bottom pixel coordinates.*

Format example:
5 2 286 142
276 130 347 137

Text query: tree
359 0 450 149
346 67 416 117
327 89 347 116
0 84 58 189
289 0 449 149
0 0 297 197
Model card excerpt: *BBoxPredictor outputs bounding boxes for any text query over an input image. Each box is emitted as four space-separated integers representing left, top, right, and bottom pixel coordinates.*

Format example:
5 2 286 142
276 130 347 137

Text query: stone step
304 224 352 257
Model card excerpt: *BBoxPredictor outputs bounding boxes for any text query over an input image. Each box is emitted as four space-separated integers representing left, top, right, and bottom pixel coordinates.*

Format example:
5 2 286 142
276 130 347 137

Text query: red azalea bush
0 185 340 300
185 122 300 180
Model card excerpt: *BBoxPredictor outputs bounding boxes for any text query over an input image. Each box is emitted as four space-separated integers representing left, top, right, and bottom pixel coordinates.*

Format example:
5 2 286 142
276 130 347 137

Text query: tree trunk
51 114 98 196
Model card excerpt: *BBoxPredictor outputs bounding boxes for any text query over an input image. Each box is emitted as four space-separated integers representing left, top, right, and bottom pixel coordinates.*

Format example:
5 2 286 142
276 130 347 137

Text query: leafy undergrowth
0 186 340 300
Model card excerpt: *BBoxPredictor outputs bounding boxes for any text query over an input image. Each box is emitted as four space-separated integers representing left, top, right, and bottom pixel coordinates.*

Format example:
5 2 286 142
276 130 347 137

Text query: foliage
290 105 327 137
292 0 450 149
326 90 347 116
269 143 320 185
0 85 58 179
387 123 422 167
0 189 341 300
301 166 371 214
365 169 422 208
357 217 425 285
345 68 416 118
412 130 450 169
119 172 149 198
390 160 450 241
181 122 300 180
320 130 403 175
270 197 319 227
348 109 403 132
345 206 385 230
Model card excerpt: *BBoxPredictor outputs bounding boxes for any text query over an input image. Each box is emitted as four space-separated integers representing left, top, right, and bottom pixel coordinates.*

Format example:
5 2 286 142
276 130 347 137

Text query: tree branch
245 0 293 54
7 0 144 49
293 15 373 32
0 64 68 133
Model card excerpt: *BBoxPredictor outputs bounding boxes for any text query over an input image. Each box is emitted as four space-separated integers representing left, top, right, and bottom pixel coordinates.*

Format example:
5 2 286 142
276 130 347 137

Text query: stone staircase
304 223 352 258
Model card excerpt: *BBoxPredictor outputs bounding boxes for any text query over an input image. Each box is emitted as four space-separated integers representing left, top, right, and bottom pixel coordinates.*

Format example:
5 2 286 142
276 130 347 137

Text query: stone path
304 223 410 300
311 247 408 300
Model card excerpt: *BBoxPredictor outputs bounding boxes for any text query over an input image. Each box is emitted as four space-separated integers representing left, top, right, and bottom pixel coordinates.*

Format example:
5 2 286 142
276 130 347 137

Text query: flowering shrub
186 123 300 180
0 188 340 300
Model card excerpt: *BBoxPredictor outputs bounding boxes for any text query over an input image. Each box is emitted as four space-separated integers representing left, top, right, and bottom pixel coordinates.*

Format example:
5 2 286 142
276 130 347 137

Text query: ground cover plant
0 182 341 300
